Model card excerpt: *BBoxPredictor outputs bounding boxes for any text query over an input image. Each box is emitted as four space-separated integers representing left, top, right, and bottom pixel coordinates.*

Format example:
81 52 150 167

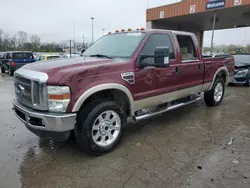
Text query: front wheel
8 66 14 76
244 78 250 87
75 100 127 155
204 78 225 107
1 66 5 73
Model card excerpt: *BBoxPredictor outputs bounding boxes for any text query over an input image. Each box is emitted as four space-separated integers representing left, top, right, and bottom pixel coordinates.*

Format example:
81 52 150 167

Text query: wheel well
216 70 227 82
79 89 131 116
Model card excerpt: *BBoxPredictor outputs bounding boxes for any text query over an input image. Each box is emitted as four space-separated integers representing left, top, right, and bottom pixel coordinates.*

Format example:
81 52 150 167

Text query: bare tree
17 30 28 49
0 29 4 51
247 44 250 53
30 34 41 50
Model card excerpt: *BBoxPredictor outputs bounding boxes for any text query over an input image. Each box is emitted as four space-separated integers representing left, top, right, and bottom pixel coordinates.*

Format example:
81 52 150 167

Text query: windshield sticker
127 33 142 36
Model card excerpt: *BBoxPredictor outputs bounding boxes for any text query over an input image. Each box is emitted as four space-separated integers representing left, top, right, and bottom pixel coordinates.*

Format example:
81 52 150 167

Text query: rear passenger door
175 34 203 96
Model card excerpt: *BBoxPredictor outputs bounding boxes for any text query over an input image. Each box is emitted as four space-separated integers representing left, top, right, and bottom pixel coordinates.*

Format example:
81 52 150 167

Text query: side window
176 35 197 61
6 53 11 59
141 34 175 64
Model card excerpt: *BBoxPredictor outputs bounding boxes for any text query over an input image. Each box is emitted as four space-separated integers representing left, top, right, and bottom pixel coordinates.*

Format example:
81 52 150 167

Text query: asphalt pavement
1 73 250 188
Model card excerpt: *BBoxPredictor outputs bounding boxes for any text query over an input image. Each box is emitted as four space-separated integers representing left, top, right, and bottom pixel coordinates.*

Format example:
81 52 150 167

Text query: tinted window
177 35 197 60
141 34 175 64
6 53 11 59
12 53 34 59
83 32 146 58
47 56 60 60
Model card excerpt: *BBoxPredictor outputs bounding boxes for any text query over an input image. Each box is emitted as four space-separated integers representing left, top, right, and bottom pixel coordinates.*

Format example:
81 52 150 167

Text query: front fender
71 83 135 115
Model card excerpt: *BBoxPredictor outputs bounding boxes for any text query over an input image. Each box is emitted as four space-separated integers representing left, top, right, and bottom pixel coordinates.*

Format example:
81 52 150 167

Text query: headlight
47 86 71 112
237 69 248 76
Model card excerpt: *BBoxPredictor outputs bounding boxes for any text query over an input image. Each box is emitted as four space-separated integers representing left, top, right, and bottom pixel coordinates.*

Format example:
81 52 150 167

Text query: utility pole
102 29 105 36
82 34 85 48
73 21 76 53
91 17 94 44
69 40 71 58
210 11 216 56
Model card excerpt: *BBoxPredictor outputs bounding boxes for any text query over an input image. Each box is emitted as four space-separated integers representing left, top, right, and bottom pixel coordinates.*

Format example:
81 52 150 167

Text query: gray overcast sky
0 0 249 46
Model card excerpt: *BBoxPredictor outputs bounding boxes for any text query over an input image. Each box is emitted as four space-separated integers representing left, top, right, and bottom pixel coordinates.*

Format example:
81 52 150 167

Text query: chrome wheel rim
92 110 121 147
214 82 223 102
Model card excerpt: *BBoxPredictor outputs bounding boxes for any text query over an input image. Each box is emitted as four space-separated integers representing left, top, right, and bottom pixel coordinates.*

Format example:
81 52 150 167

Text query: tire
8 67 13 76
244 78 250 87
1 66 5 73
204 77 225 107
75 100 127 155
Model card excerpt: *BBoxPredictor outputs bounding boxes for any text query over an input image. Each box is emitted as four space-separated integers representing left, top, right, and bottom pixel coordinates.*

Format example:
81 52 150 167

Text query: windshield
83 32 146 58
234 55 250 65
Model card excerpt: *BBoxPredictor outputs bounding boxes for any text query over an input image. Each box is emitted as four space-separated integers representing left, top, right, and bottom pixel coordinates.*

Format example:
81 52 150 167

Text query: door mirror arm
139 46 170 68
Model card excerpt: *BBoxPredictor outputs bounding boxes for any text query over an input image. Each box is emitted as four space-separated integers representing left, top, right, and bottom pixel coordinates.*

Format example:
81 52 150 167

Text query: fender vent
121 72 135 84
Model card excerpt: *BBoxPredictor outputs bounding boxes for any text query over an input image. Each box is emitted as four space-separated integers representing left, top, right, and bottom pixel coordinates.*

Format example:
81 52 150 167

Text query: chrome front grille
15 75 32 106
14 74 48 111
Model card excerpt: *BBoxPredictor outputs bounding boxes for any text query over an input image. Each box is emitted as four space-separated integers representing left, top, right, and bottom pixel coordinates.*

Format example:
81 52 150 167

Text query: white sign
234 0 242 5
127 33 142 36
160 11 164 19
190 5 196 14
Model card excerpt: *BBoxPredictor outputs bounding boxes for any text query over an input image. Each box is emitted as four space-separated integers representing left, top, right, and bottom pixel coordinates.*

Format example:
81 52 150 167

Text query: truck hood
22 57 125 84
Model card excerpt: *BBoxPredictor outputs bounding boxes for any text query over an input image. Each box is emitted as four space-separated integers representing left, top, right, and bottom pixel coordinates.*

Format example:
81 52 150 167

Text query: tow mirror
154 46 169 66
139 46 170 68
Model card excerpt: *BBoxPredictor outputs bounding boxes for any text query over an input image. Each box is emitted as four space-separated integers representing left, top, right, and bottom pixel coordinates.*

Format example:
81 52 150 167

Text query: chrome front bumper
13 99 76 141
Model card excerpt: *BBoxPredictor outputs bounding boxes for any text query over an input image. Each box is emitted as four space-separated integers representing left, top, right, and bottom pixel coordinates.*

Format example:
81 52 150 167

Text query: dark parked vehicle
231 54 250 86
0 52 4 60
0 51 35 75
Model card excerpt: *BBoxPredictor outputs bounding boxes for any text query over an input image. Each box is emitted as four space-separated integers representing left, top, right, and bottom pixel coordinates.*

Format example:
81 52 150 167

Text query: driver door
133 33 178 109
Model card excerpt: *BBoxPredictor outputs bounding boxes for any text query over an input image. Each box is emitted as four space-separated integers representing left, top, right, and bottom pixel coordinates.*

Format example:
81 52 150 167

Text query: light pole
210 11 216 56
102 29 105 35
91 17 94 44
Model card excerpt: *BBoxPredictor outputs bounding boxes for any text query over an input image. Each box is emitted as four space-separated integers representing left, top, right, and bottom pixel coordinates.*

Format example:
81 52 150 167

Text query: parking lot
0 73 250 188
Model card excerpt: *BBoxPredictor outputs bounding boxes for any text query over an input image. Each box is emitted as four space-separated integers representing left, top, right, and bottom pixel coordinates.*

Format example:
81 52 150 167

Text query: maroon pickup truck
13 29 234 154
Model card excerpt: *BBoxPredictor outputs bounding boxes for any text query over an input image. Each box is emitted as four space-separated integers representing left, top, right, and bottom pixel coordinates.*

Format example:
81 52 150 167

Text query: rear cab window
12 52 34 59
176 35 197 61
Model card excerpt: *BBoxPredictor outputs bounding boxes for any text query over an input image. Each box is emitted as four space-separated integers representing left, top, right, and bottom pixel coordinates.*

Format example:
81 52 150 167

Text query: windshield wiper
90 54 113 59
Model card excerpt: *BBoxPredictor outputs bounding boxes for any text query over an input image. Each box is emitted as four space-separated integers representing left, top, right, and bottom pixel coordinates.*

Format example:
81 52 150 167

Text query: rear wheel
1 66 5 73
75 100 127 155
204 78 225 107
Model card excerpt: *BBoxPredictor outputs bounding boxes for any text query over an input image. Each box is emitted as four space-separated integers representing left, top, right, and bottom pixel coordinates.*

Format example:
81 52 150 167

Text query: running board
135 96 202 121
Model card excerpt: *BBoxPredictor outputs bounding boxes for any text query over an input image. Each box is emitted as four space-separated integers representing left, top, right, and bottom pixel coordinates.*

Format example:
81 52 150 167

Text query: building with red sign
146 0 250 47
